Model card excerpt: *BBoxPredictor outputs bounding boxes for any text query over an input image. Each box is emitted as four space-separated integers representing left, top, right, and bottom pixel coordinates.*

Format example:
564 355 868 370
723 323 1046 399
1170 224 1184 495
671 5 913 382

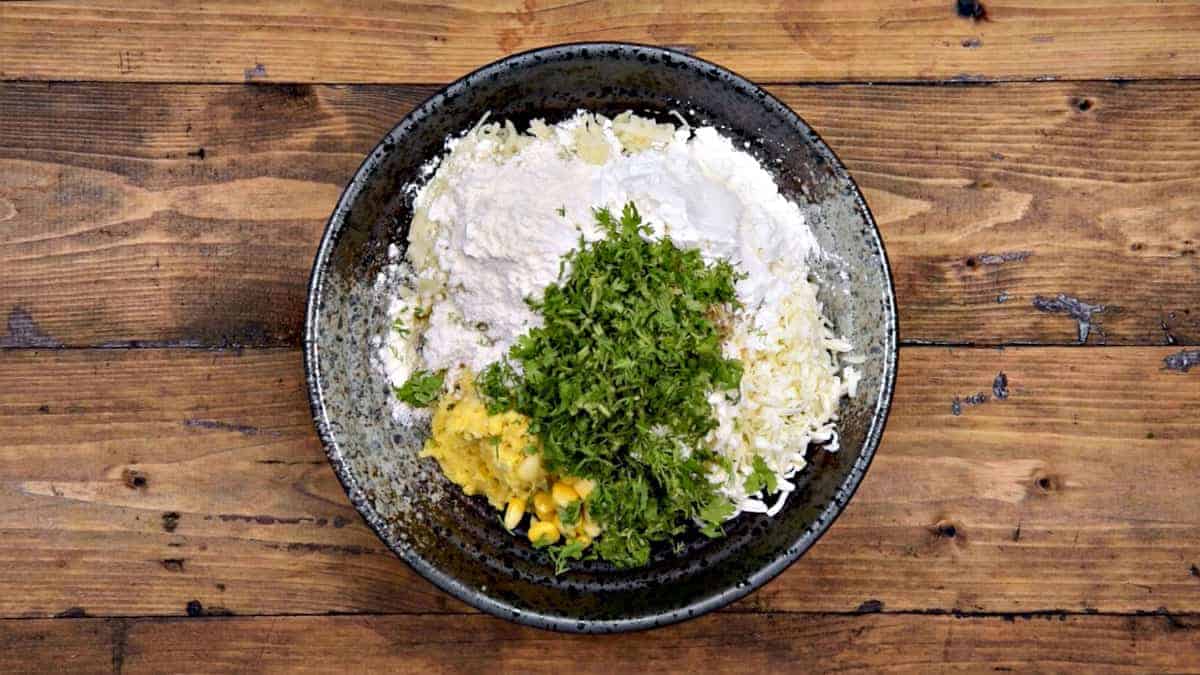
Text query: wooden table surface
2 1 1199 672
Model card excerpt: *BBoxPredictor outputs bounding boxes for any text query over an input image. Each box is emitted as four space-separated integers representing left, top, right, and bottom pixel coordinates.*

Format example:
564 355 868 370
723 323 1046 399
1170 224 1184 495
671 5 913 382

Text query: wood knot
932 519 964 542
122 468 148 490
956 0 988 21
1071 97 1094 112
1033 473 1061 494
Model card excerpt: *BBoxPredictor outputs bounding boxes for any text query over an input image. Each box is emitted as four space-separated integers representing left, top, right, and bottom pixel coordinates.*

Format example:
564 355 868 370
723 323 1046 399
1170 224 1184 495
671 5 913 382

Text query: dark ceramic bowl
305 43 897 633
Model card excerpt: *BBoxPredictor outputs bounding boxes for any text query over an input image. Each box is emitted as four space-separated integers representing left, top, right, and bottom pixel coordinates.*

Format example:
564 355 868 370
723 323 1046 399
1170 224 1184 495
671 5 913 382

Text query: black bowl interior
305 43 897 633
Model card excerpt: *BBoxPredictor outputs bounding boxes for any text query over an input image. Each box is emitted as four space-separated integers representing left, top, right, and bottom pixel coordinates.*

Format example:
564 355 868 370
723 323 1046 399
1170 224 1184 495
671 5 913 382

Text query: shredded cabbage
707 265 855 516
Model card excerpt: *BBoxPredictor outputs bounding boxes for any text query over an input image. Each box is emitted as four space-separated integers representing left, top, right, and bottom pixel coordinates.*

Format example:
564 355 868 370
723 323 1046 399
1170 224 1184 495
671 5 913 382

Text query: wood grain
3 613 1197 673
2 81 1198 348
0 346 1197 619
2 1 1199 84
0 348 455 618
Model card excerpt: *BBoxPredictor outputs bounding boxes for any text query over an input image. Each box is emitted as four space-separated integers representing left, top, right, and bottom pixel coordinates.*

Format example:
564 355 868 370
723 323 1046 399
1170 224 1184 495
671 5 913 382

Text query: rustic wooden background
2 1 1199 672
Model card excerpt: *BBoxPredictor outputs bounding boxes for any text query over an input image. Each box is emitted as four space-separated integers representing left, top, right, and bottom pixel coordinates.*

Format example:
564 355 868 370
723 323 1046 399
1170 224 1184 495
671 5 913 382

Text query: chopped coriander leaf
698 497 735 538
557 500 581 527
413 306 430 320
391 317 410 337
549 538 587 574
744 456 778 495
479 202 743 569
556 205 567 217
393 369 445 407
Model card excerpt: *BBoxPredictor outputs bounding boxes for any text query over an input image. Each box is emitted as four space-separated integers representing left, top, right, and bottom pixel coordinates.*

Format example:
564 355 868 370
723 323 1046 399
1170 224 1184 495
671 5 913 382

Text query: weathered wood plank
2 613 1197 673
1 1 1199 84
0 347 1196 618
0 618 114 675
0 348 456 618
2 82 1198 348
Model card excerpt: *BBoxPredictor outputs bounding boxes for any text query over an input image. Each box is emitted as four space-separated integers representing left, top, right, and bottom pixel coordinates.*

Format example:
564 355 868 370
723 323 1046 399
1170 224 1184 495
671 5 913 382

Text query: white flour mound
377 111 857 518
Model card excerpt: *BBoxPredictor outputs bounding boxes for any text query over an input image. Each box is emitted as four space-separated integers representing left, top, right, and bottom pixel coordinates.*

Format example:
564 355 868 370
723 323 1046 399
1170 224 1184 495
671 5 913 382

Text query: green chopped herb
480 202 742 568
393 369 445 408
413 306 430 320
744 456 778 496
548 538 587 574
557 500 581 527
556 205 567 217
698 497 735 538
532 534 556 549
392 317 410 337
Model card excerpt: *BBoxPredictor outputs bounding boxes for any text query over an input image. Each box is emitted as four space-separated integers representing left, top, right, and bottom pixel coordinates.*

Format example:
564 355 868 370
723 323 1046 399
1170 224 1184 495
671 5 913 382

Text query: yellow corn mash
421 373 602 550
421 373 547 509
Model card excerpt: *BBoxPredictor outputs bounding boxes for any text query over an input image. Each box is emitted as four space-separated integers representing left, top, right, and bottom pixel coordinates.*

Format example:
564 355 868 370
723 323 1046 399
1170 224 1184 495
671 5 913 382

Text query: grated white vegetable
706 264 857 517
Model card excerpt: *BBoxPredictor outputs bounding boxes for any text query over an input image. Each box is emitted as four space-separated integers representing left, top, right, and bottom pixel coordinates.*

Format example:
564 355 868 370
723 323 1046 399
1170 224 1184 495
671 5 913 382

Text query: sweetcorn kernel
551 481 579 507
528 519 560 546
516 454 542 483
572 478 595 500
503 498 526 530
532 492 556 520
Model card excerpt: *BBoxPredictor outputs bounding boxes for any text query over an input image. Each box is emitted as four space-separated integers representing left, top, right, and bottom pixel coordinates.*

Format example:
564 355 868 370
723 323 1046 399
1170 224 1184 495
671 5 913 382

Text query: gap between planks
0 346 1196 618
6 76 1200 87
3 80 1198 347
2 0 1199 83
4 608 1196 623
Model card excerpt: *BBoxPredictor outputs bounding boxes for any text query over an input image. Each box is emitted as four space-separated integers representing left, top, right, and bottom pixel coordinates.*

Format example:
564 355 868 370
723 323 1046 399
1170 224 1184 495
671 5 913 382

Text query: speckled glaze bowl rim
304 42 898 633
